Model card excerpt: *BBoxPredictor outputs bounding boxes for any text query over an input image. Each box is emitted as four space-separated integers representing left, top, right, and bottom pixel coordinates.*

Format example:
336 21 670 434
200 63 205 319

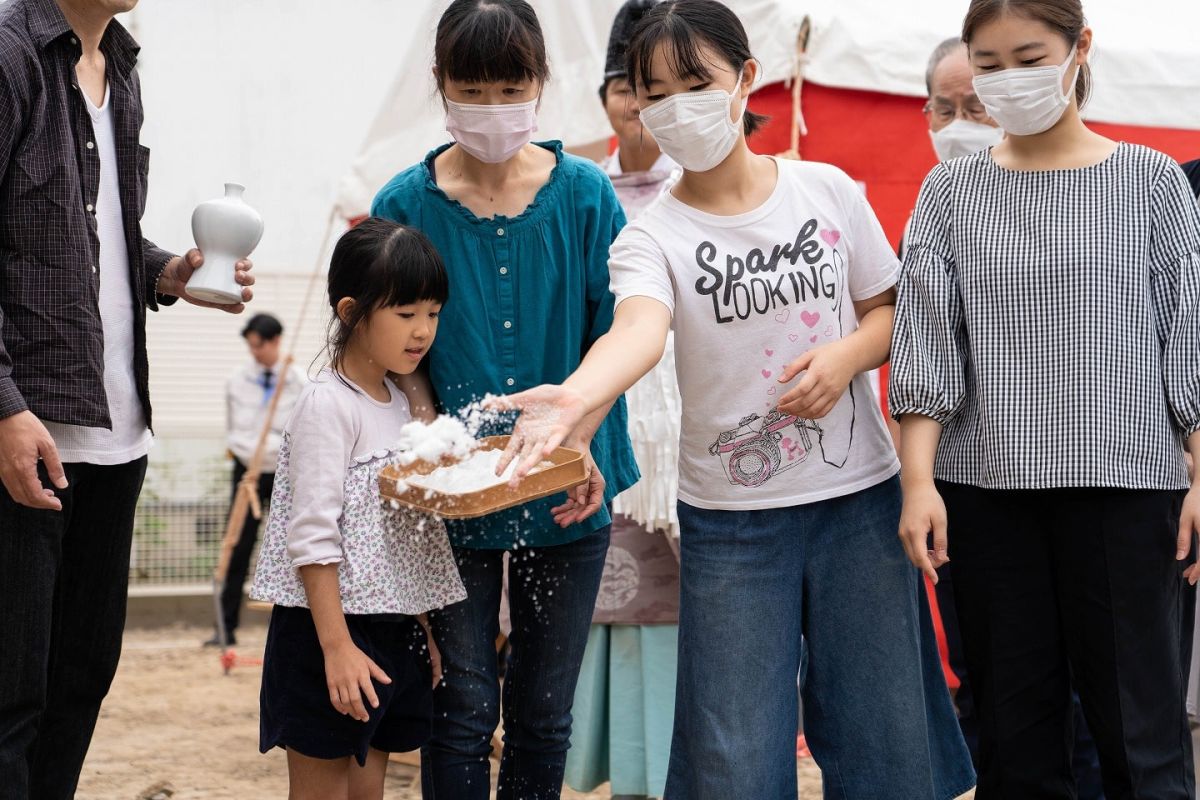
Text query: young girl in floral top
250 218 465 798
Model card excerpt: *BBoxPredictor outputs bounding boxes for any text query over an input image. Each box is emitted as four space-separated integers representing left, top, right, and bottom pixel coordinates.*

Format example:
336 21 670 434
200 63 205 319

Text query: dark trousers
420 528 611 800
935 563 1106 798
0 457 148 800
219 458 274 641
941 482 1196 800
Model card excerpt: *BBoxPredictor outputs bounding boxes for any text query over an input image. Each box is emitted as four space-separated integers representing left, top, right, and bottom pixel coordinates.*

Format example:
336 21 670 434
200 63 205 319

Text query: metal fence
130 436 257 587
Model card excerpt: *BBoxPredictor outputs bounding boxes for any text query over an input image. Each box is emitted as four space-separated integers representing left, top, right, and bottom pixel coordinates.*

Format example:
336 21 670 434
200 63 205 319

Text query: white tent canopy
802 0 1200 132
337 0 1200 218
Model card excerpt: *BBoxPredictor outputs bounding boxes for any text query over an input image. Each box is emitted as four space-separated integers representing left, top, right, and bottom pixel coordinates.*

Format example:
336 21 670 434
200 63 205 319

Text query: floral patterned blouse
250 370 465 615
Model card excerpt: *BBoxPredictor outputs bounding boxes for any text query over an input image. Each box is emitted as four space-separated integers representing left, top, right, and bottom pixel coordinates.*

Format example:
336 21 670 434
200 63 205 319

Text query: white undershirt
45 83 152 465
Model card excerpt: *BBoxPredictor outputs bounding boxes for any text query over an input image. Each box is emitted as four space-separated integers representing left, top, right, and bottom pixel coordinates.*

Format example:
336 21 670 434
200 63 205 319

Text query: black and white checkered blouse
889 143 1200 490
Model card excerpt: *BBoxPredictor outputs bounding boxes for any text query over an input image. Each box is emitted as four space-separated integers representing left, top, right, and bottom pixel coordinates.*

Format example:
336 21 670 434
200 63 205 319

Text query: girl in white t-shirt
493 2 974 798
250 218 465 799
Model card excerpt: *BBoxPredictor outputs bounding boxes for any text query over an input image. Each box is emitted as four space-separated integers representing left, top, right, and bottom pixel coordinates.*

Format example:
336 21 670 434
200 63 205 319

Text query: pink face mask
444 97 539 164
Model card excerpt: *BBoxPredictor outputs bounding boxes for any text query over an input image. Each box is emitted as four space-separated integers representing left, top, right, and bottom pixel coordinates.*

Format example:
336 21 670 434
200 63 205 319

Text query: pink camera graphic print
707 388 856 489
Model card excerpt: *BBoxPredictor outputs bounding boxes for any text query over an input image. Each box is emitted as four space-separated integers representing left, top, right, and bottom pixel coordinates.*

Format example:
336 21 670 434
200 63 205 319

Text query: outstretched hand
487 386 589 485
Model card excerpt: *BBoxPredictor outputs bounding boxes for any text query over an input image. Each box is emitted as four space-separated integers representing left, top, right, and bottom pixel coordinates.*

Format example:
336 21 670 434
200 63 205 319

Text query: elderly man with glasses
922 37 1003 161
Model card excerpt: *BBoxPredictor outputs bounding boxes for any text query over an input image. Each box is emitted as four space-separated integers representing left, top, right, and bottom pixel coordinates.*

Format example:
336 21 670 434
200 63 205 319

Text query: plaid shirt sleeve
142 235 177 307
0 38 29 418
130 68 176 309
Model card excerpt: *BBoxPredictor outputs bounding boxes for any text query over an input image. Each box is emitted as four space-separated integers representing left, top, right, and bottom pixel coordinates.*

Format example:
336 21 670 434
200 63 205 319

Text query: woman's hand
488 386 589 481
322 639 391 722
777 340 857 419
899 480 949 584
416 615 443 688
1178 485 1200 586
551 445 606 527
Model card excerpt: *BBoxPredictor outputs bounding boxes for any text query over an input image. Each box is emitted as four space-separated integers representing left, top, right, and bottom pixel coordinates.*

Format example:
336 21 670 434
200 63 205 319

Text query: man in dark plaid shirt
0 1 255 795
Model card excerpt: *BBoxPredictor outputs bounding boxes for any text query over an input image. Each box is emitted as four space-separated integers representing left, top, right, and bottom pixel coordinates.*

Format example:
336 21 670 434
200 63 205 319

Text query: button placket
494 220 517 393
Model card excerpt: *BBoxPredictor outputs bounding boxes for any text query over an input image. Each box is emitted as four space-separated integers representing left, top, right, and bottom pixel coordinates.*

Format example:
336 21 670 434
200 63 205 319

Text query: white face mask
444 97 539 164
638 69 748 172
972 46 1080 136
929 119 1005 161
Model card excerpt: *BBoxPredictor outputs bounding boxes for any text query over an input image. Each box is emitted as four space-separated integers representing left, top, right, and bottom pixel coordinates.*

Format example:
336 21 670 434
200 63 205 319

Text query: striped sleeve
888 165 966 424
1149 162 1200 435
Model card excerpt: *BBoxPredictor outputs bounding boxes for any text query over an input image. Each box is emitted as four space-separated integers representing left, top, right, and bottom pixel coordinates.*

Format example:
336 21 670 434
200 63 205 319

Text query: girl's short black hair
434 0 550 89
626 0 767 136
324 217 449 371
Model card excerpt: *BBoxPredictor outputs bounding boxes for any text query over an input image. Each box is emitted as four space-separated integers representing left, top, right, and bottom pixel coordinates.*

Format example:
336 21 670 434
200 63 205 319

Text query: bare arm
1179 431 1200 584
848 289 898 370
896 414 947 584
299 563 391 721
565 298 672 413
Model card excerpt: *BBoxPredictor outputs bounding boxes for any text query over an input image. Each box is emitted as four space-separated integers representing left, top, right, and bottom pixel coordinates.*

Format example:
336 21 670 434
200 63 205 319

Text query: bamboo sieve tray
378 436 587 520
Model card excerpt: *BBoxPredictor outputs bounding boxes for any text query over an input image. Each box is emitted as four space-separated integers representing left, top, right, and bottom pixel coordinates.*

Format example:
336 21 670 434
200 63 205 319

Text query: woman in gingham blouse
888 0 1200 796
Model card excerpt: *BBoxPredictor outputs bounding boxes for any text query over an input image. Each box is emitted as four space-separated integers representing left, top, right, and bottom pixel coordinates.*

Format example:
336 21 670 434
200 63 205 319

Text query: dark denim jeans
0 457 148 800
670 477 975 800
420 526 611 800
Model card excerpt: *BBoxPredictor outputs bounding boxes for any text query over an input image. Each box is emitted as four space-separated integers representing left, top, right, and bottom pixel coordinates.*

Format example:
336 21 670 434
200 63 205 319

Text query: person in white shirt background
208 312 305 647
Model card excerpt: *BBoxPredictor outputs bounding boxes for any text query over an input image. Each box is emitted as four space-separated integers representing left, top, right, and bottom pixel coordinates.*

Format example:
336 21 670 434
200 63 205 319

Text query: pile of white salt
393 409 550 496
406 448 550 495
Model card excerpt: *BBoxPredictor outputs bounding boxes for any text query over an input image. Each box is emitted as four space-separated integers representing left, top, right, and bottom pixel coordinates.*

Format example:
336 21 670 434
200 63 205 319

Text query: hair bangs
374 228 450 308
437 3 547 86
631 10 716 91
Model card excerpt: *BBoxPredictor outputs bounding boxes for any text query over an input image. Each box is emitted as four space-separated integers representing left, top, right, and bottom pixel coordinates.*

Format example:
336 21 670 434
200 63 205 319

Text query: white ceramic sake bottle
185 183 264 304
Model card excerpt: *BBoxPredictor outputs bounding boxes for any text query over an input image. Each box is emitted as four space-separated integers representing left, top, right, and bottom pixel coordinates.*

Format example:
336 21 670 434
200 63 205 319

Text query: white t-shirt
45 84 152 465
609 158 900 511
226 360 307 473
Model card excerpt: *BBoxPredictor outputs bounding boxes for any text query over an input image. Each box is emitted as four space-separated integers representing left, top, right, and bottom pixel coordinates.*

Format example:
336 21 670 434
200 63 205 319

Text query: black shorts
259 605 432 765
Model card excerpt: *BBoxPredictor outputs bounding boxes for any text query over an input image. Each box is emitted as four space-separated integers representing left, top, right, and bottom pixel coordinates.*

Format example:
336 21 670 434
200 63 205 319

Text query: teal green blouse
371 141 639 549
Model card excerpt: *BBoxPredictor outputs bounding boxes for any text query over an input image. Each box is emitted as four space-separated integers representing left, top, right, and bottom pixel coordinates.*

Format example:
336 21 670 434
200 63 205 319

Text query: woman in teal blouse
370 2 636 798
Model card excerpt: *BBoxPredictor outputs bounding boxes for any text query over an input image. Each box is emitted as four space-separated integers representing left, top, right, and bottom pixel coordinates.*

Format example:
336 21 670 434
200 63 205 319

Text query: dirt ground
79 624 831 799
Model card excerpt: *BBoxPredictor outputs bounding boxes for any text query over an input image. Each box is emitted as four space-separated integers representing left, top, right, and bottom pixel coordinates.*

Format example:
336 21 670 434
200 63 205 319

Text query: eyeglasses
923 98 990 125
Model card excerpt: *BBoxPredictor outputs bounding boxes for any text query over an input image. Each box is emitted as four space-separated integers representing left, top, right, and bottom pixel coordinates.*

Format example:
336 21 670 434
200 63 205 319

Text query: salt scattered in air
394 416 479 466
392 398 509 467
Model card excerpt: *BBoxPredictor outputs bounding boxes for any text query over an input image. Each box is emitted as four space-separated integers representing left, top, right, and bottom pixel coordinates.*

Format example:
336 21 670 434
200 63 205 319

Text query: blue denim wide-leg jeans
421 527 611 800
667 476 974 800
